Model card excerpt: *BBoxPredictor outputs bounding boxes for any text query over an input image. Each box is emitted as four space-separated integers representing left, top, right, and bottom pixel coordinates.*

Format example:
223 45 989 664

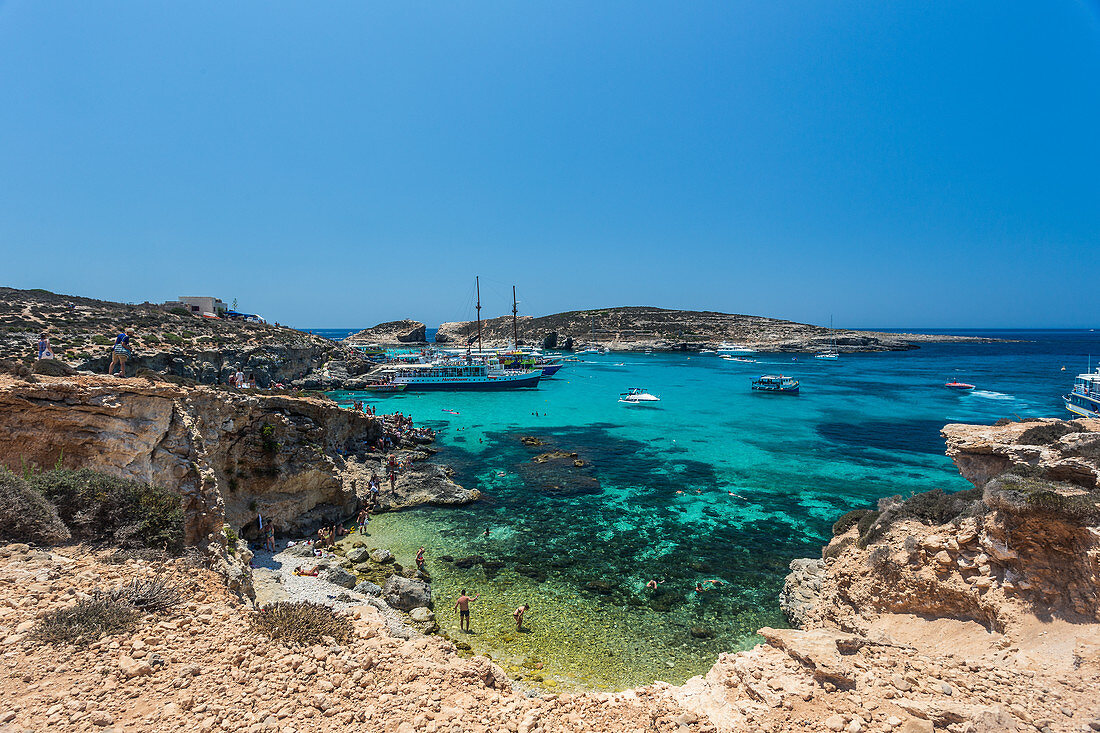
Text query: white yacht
619 387 661 405
717 343 755 354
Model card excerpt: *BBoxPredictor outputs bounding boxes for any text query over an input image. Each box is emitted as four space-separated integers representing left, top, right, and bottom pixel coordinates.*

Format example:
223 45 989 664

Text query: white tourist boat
1065 366 1100 418
699 349 716 355
717 343 755 354
618 387 661 405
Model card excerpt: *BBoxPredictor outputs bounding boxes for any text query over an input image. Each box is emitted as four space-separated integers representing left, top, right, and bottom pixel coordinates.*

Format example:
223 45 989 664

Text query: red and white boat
944 381 975 391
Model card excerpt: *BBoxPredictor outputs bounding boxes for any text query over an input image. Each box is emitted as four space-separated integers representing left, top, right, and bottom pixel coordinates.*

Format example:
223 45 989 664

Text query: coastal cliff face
0 374 382 547
0 286 372 388
346 320 427 345
435 306 999 353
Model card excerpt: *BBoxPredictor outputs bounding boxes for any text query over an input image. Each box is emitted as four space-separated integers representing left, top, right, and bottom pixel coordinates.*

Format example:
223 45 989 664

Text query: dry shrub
102 576 182 614
0 467 70 545
34 596 137 646
251 601 354 646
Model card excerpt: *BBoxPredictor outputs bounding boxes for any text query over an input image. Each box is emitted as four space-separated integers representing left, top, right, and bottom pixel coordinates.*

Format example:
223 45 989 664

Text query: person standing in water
454 589 480 633
415 547 426 571
513 604 529 631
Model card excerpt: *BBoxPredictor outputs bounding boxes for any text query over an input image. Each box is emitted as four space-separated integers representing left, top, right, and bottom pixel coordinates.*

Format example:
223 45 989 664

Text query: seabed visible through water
328 333 1092 690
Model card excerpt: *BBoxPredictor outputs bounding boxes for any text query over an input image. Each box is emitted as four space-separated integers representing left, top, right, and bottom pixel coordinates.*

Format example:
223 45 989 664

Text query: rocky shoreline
0 416 1097 731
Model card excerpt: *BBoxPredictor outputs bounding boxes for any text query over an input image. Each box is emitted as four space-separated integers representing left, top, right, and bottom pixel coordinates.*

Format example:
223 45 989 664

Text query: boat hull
395 373 542 391
1065 392 1100 417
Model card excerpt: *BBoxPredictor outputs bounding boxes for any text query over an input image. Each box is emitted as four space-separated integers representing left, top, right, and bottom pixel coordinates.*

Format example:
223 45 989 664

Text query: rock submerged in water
689 625 715 639
454 555 485 569
346 547 371 563
353 580 382 597
383 575 432 611
369 548 394 563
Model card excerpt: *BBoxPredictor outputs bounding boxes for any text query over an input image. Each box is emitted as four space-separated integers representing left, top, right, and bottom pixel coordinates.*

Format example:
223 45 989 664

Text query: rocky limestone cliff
0 374 385 549
0 286 373 388
346 319 428 345
436 306 1002 353
0 375 476 553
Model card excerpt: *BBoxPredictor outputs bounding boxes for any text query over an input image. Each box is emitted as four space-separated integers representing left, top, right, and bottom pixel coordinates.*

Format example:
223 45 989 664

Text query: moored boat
361 382 407 393
618 387 661 405
717 343 755 354
1064 367 1100 417
751 375 800 394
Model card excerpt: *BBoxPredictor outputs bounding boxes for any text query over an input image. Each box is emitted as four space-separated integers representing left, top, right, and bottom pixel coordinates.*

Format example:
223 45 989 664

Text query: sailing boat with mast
381 277 542 390
497 285 565 377
815 316 840 360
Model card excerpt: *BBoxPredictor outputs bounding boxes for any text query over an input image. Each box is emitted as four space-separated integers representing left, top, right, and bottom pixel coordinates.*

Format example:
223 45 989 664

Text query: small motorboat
699 349 716 355
752 375 800 394
619 387 661 405
730 357 757 363
814 351 839 360
944 381 976 391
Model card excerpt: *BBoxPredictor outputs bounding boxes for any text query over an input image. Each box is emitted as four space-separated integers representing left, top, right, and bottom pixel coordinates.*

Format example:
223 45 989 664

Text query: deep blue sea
320 329 1099 689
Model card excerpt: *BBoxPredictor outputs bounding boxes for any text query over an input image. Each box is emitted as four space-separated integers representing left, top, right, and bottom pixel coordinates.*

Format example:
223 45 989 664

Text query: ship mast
512 285 519 348
475 276 483 357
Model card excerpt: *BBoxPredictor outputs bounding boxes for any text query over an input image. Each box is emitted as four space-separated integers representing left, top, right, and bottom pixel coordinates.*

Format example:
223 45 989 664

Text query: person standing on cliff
108 329 131 377
454 589 480 633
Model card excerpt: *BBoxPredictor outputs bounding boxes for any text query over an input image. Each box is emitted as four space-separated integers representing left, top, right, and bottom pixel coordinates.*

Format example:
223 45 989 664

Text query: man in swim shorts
454 589 480 632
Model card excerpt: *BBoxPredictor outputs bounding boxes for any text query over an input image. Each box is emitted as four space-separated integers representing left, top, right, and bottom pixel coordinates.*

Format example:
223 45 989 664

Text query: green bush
168 307 192 317
144 334 160 345
832 509 873 536
0 467 70 545
162 333 184 345
91 334 111 346
251 601 354 646
181 330 196 339
28 469 184 553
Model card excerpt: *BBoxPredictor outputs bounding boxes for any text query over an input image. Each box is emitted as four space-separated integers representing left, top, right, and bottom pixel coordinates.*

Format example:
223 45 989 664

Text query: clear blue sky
1 2 1098 328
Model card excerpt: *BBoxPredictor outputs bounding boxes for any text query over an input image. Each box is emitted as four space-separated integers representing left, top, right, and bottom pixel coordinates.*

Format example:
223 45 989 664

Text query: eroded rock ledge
0 375 474 549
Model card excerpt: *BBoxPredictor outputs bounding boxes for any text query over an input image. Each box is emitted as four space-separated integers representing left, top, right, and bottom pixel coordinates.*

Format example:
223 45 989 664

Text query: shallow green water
329 332 1095 689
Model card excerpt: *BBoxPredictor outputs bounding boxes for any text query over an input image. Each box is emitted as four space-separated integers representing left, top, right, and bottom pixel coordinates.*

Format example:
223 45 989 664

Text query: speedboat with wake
619 387 661 405
944 381 976 391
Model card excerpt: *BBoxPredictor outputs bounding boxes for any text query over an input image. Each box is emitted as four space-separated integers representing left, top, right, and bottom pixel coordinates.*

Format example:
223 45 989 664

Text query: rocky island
435 306 1000 353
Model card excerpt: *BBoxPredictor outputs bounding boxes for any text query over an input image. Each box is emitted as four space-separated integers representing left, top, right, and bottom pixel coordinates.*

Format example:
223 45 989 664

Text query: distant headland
348 306 1003 353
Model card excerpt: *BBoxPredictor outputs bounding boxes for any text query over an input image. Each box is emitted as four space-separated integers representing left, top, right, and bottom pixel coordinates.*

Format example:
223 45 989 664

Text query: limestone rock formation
434 306 1002 353
0 286 372 388
346 320 427 345
0 374 380 548
383 575 432 611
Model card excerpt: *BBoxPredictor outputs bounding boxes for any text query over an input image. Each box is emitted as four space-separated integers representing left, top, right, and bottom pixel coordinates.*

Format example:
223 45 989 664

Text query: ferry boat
382 358 540 391
384 277 542 390
751 375 800 394
618 387 661 405
361 381 407 393
1064 367 1100 418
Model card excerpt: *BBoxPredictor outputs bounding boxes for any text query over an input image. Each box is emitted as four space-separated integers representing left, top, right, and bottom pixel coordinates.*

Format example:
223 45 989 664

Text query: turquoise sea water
325 330 1100 689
